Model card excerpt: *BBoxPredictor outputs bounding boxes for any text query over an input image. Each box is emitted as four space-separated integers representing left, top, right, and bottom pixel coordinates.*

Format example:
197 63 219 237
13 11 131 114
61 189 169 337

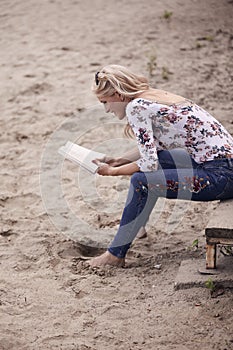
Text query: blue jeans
108 149 233 258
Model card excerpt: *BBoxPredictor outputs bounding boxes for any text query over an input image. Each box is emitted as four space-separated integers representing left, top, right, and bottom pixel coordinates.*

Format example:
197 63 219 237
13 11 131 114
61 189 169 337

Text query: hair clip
95 71 100 85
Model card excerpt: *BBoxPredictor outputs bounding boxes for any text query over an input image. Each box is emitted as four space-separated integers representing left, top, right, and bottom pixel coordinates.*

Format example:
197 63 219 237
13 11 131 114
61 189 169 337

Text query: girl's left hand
93 159 140 176
96 162 115 176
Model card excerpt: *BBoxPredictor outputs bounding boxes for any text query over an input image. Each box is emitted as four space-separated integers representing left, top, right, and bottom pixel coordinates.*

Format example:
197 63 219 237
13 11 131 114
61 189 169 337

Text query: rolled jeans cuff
108 243 131 259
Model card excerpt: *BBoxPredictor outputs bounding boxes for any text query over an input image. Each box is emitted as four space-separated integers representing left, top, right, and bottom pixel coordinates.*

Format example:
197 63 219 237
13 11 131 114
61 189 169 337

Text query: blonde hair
92 64 149 99
93 65 149 138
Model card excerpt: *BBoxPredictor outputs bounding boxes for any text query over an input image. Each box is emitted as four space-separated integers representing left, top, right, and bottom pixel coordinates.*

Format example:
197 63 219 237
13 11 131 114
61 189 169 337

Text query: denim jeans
108 149 233 258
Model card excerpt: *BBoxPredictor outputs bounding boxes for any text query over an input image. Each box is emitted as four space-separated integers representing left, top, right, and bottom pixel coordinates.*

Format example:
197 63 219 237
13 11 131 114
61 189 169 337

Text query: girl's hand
93 156 124 167
102 156 123 167
96 162 116 176
95 160 140 176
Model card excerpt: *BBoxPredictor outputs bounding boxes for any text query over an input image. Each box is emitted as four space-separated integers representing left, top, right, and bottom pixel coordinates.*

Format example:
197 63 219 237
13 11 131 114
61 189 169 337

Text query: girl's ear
113 92 122 101
114 92 125 101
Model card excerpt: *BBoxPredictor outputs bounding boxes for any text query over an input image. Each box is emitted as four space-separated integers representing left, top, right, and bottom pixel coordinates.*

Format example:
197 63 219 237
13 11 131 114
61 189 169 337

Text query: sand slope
0 0 233 349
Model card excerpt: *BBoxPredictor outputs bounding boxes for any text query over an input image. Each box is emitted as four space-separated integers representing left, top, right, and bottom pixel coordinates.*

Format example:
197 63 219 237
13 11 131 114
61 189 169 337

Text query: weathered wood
205 199 233 238
206 243 216 269
207 237 233 245
205 199 233 269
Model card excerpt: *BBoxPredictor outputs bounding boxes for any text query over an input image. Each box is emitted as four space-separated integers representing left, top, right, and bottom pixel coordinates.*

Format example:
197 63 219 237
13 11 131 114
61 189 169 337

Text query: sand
1 0 233 349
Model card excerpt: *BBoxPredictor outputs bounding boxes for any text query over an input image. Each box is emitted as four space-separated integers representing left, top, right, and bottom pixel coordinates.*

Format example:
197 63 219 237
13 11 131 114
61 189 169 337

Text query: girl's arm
106 147 140 167
96 161 140 176
94 147 140 167
127 101 159 172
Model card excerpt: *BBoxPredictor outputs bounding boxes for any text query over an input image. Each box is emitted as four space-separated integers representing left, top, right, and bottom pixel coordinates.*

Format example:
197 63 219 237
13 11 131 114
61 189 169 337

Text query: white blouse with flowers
126 98 233 172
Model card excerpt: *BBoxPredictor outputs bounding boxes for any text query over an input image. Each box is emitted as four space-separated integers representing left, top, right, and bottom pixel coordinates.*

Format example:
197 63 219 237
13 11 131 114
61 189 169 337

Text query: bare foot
136 226 147 239
88 251 125 268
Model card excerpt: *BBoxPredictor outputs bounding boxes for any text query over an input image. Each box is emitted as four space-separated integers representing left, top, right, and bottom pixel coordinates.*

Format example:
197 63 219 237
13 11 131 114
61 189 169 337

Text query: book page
58 141 106 174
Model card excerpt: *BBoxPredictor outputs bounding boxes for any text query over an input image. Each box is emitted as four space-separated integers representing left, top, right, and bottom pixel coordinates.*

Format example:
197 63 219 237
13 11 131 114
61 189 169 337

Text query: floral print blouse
126 98 233 172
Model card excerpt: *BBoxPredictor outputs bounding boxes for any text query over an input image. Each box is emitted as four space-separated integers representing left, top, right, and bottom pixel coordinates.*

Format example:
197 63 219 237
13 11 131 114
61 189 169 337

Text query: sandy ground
1 0 233 349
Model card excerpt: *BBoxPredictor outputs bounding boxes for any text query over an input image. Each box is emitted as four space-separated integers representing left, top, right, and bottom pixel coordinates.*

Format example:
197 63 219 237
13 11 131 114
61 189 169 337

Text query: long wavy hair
92 64 149 137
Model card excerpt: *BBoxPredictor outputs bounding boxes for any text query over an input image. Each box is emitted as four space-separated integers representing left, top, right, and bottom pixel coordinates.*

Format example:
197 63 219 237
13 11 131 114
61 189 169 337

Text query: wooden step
205 199 233 269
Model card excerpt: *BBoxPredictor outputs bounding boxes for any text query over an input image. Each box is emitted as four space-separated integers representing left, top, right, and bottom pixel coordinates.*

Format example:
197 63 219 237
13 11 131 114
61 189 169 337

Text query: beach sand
1 0 233 349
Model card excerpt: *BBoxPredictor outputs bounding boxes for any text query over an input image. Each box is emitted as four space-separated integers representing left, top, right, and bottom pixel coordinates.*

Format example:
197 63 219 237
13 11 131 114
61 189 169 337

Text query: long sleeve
126 98 233 167
126 99 159 172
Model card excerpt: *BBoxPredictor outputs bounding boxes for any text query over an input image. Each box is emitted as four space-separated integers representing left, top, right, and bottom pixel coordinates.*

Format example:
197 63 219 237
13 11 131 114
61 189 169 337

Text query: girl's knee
130 172 147 191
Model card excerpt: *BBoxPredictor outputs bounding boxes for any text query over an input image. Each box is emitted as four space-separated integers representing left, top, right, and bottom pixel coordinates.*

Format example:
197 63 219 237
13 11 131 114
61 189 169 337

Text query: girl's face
99 93 130 120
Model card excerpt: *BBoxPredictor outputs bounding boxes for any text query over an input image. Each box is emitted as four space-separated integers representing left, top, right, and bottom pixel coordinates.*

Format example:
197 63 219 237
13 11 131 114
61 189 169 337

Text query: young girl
88 64 233 267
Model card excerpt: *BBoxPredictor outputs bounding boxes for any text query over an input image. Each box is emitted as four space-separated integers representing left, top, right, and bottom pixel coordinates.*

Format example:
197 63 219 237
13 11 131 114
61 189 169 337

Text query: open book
58 141 106 174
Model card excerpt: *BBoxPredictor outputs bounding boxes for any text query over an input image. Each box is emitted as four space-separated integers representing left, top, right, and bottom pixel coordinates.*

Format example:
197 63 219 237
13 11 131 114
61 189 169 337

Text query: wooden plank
206 243 216 269
207 237 233 245
205 199 233 239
